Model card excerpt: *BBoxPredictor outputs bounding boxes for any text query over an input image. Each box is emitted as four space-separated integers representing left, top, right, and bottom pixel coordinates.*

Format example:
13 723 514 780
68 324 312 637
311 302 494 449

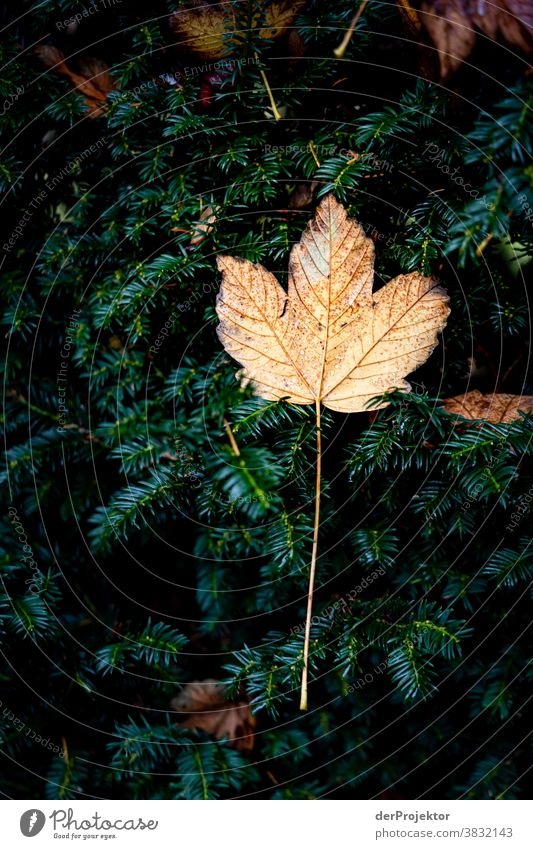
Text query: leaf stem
309 140 321 168
300 399 322 710
333 0 369 59
223 416 241 456
255 53 282 121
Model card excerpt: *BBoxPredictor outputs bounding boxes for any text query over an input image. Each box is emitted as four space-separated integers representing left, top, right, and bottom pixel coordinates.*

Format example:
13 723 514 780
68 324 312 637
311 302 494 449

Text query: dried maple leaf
216 194 450 413
398 0 533 79
170 680 256 751
35 46 116 117
443 390 533 422
216 195 449 710
169 0 305 59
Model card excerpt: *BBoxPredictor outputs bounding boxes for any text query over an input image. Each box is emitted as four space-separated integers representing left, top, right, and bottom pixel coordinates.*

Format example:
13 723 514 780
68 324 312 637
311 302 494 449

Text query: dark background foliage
1 0 532 799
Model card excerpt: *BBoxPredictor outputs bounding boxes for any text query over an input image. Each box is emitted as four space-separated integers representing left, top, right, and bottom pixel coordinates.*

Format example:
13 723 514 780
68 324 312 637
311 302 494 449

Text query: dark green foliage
1 0 532 800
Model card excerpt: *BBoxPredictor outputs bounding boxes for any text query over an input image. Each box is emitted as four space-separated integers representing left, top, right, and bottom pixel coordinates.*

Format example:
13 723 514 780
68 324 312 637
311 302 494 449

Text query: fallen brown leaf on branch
169 0 305 59
190 204 220 246
215 194 449 710
216 194 450 413
398 0 533 80
171 679 256 751
35 45 116 117
442 390 533 422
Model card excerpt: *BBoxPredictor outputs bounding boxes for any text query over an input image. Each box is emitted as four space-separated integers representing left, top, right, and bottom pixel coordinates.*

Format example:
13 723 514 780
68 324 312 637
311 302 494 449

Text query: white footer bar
3 799 530 849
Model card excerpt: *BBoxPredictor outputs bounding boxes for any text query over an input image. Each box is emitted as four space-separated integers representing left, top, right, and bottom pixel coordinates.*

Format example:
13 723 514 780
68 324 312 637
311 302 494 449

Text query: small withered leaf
190 204 219 246
171 679 256 751
443 390 533 423
216 194 449 413
35 46 116 117
169 1 230 60
404 0 533 79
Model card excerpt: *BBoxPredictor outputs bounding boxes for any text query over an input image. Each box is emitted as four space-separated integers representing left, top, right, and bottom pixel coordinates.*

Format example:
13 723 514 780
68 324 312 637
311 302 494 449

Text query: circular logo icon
20 810 46 837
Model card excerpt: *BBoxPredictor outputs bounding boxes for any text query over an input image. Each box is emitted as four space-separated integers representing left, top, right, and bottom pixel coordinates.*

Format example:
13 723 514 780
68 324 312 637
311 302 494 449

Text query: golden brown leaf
169 1 232 60
261 0 305 40
409 0 533 79
216 194 449 413
442 390 533 423
35 46 116 117
171 680 256 751
397 0 423 34
169 0 305 59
